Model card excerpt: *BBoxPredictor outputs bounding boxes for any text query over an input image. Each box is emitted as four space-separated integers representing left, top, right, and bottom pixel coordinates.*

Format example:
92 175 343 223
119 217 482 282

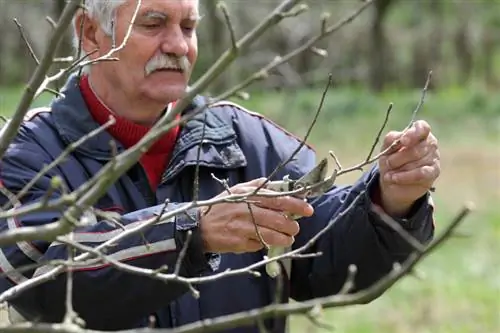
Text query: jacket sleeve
289 159 435 301
0 137 219 329
223 103 435 302
280 136 436 302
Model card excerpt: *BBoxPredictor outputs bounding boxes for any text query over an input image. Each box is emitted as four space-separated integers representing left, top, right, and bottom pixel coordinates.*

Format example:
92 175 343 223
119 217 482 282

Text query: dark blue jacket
0 75 434 332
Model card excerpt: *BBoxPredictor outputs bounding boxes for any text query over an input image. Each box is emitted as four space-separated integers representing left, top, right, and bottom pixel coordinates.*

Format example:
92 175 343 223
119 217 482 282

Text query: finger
234 219 295 248
385 139 435 171
239 177 268 187
381 130 403 151
248 205 301 237
250 225 295 247
248 191 314 218
231 181 314 216
244 239 266 253
388 165 440 186
399 120 431 147
387 153 438 179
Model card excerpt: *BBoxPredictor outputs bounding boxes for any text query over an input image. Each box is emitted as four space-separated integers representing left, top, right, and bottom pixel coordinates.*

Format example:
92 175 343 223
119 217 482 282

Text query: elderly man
0 0 440 331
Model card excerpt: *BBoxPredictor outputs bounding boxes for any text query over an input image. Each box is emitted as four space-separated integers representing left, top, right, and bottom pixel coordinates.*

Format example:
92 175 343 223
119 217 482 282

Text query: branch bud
216 1 227 12
255 70 269 80
310 46 328 58
235 91 250 100
308 303 323 319
271 55 283 66
280 4 309 18
320 12 331 33
50 175 63 189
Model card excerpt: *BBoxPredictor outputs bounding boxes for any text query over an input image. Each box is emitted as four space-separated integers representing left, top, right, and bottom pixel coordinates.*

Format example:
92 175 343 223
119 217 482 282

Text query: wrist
175 207 220 274
379 193 414 218
371 181 414 218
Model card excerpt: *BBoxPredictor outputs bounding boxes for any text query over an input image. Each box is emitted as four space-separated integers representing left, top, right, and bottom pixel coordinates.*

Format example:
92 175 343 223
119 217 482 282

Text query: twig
2 116 116 210
0 0 314 256
0 204 469 333
212 0 374 101
365 103 393 162
0 180 356 303
335 69 433 177
192 112 208 202
217 2 238 50
13 18 39 65
409 70 432 126
247 203 269 249
252 73 333 195
161 204 473 333
77 0 143 69
45 16 57 29
0 0 81 159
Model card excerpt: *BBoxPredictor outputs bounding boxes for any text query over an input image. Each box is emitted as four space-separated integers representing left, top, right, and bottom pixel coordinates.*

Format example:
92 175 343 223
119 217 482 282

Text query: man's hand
199 178 314 254
377 120 440 217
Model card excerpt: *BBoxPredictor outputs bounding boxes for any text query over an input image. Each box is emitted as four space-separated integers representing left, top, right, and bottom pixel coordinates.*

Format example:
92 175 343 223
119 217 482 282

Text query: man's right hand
199 178 314 254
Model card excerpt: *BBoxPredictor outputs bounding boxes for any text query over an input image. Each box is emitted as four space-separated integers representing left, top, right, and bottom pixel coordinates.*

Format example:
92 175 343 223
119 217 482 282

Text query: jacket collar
50 74 247 178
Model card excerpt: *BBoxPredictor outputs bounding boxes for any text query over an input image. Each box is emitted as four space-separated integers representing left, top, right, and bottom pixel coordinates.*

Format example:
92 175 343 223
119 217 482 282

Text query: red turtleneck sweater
79 75 180 191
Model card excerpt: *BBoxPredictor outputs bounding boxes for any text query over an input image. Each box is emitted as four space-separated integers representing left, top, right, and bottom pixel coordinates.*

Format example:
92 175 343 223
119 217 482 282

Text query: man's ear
73 9 100 56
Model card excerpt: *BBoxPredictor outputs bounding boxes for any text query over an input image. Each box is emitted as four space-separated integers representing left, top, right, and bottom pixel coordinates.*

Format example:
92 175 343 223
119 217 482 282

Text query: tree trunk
369 0 394 92
205 0 229 96
52 0 74 90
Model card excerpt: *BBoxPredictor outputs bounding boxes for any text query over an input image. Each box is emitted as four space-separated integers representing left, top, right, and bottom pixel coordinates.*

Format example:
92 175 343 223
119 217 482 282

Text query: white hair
73 0 126 48
72 0 126 73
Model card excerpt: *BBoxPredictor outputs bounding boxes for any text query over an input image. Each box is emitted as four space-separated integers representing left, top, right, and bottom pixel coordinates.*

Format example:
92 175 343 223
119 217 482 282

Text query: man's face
90 0 199 105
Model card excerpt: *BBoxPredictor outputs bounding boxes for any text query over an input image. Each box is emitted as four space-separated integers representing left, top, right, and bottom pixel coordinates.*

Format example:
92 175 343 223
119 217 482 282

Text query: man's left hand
377 120 440 217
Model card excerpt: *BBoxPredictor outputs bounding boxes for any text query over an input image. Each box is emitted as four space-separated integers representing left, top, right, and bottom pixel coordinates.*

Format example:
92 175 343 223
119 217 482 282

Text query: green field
1 84 499 332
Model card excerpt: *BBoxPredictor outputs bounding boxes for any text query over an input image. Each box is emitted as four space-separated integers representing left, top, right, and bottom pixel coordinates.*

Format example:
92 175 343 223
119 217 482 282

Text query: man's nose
159 27 189 57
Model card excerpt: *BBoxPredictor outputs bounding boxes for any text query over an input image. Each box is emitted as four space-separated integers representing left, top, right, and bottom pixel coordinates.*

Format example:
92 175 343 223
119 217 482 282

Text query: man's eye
142 23 161 29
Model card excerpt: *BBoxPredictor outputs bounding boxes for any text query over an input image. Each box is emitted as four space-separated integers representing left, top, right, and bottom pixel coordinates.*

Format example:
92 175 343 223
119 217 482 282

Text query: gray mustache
145 54 191 76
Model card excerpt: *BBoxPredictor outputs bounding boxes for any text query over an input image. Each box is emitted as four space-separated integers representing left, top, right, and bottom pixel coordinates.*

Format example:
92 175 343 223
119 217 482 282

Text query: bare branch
217 2 238 50
365 103 393 162
77 0 143 69
2 116 116 210
0 2 459 333
409 70 433 126
0 0 315 258
253 73 333 194
13 18 39 65
165 204 473 333
0 0 81 158
212 0 374 101
335 69 434 177
0 204 472 333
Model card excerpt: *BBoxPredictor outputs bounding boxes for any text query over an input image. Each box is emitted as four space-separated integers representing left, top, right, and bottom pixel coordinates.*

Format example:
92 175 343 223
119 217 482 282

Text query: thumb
381 130 404 152
242 177 268 187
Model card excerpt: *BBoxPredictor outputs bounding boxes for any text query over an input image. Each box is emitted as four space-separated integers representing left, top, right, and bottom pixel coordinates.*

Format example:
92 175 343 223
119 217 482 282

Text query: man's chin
144 87 187 104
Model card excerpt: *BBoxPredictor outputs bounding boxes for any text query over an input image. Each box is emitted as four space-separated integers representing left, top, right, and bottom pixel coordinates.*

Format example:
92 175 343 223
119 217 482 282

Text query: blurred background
0 0 499 332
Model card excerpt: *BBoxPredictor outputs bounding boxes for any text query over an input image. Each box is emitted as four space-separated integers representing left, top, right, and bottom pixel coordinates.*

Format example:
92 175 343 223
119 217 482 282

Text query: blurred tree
202 0 230 95
453 1 473 85
410 0 443 89
52 0 74 90
480 1 500 89
369 0 397 92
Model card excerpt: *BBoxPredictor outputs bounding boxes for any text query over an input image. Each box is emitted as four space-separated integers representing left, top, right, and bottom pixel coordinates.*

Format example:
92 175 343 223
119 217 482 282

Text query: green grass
1 84 499 332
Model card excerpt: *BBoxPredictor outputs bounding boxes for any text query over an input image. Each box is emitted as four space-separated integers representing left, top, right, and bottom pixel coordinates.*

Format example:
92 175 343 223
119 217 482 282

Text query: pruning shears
263 157 337 278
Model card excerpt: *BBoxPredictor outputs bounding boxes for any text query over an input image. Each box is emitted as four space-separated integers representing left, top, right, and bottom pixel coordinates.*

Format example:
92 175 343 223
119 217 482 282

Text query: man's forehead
136 0 200 19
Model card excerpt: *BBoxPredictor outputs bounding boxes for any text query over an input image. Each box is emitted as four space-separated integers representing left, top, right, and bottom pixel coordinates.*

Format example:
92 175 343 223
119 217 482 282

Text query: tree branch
0 0 81 158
